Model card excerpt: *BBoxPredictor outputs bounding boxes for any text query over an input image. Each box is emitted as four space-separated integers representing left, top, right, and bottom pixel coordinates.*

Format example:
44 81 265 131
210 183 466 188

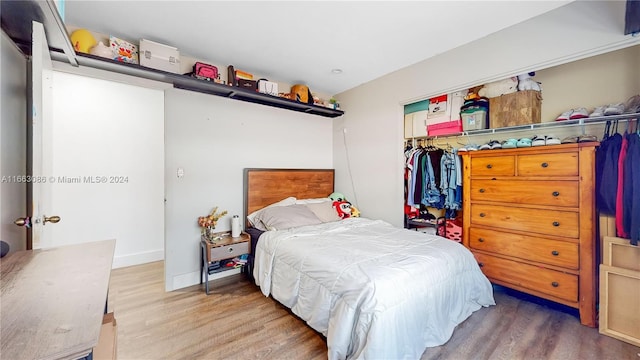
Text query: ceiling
62 1 573 96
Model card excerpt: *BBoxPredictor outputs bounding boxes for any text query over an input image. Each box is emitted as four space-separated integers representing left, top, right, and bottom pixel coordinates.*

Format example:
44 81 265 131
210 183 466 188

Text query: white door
1 30 28 253
29 21 56 249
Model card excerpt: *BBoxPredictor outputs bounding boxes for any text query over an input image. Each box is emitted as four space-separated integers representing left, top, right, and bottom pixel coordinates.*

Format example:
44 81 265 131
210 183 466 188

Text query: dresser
461 143 597 327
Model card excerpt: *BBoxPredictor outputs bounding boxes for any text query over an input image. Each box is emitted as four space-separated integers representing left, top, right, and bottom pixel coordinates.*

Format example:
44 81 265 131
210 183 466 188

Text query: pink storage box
427 120 462 136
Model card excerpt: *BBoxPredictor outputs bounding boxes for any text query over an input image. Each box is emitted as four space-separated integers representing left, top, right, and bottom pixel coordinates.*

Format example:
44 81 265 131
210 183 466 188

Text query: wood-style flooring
108 261 639 360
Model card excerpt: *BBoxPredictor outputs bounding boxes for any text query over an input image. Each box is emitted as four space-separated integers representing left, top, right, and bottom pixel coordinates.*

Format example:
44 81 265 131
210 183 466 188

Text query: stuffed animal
478 77 518 98
329 192 345 202
333 200 352 219
70 29 97 54
517 72 542 92
464 85 484 101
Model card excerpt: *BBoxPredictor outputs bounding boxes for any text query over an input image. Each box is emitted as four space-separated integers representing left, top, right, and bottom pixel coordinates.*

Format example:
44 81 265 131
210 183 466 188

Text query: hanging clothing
615 132 629 238
624 132 640 245
598 132 622 215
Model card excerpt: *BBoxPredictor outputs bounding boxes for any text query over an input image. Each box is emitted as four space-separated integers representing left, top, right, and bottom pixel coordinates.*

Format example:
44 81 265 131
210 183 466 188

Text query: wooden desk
1 239 115 360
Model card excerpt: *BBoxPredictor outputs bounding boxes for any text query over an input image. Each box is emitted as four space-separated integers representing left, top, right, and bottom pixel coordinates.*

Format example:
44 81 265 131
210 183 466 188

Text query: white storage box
139 39 180 73
258 80 278 96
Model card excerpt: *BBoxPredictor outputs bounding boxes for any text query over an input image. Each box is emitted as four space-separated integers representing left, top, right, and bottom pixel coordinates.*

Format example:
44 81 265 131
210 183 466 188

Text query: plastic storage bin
461 108 488 131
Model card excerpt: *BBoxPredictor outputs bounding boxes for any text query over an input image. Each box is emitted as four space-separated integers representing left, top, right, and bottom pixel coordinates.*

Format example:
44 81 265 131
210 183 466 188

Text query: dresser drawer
474 252 578 302
471 156 515 176
470 204 579 238
210 241 249 261
469 227 579 269
517 152 579 176
470 179 579 207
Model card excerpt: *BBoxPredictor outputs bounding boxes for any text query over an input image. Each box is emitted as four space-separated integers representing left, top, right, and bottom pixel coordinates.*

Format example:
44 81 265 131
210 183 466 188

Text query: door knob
14 217 31 227
43 215 61 224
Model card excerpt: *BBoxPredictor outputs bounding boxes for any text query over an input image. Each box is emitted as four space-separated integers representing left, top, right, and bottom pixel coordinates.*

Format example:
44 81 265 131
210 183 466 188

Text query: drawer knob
228 247 234 252
478 238 485 242
551 250 559 256
552 221 560 227
552 191 560 197
541 162 549 168
486 164 493 169
479 188 485 193
479 213 486 217
551 282 559 287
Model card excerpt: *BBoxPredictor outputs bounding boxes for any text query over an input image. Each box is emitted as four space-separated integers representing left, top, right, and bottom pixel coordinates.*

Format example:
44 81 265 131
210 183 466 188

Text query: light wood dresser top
1 239 115 360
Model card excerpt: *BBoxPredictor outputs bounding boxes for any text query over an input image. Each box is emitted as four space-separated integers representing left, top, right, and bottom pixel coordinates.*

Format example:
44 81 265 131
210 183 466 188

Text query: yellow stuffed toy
70 29 97 54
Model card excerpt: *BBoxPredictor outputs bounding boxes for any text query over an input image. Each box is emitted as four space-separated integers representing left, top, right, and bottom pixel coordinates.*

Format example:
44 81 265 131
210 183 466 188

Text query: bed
244 168 495 360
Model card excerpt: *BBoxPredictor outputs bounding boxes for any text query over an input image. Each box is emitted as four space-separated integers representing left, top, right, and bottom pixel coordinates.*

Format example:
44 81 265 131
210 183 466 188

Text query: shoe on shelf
489 140 502 149
578 134 598 143
569 107 589 119
532 135 546 147
561 135 579 144
479 143 492 150
624 95 640 114
556 109 574 121
589 106 606 117
458 144 479 152
546 136 561 145
501 138 518 149
516 138 532 147
604 103 625 116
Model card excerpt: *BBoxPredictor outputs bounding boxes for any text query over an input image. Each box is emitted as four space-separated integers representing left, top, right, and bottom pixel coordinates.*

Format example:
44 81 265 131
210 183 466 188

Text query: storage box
139 39 180 73
237 79 257 91
427 120 462 136
94 312 117 360
489 90 541 129
461 108 488 131
109 36 138 64
258 80 278 96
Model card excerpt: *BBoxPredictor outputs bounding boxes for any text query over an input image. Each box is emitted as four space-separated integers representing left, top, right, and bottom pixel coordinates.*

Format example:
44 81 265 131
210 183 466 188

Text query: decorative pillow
305 201 341 223
295 197 332 204
252 204 322 231
247 197 296 227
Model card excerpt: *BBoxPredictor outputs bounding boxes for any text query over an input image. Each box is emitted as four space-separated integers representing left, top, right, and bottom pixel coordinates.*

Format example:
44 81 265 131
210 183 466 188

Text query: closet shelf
54 52 345 118
415 112 640 140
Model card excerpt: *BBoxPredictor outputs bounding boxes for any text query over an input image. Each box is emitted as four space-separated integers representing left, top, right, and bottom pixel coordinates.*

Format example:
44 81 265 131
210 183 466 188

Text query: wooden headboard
243 168 335 226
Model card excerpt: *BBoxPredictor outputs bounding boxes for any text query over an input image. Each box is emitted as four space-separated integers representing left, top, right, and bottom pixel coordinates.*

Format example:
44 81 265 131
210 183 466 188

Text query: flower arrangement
198 206 228 236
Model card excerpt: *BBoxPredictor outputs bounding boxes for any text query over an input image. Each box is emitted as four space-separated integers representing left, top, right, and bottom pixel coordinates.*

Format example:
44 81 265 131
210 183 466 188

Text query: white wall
333 0 640 227
164 89 332 291
50 71 165 268
0 31 27 253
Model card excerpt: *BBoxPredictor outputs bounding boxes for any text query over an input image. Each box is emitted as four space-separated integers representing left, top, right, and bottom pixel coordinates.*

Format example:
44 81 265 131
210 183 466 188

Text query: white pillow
295 197 332 204
304 201 341 223
252 204 322 231
247 197 296 227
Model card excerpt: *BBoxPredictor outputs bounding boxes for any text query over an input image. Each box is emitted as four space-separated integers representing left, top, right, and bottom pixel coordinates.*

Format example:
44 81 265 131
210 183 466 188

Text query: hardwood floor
108 261 639 360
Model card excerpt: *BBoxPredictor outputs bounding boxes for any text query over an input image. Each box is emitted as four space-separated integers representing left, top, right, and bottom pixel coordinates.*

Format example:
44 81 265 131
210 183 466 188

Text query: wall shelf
1 0 344 118
413 112 639 140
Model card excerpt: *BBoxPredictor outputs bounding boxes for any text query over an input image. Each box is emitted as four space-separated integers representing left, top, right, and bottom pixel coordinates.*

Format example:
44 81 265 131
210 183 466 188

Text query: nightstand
200 231 250 295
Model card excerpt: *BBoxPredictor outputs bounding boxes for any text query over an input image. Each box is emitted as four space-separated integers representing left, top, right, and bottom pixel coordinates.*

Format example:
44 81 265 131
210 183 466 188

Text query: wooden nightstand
200 231 250 295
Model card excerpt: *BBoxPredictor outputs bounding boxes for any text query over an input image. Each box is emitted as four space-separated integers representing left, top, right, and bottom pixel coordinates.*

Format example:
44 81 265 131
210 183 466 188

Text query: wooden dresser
461 143 597 327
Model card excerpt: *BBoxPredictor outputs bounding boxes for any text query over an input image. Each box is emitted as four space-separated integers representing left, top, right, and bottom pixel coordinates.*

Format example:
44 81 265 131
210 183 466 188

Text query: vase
204 226 216 240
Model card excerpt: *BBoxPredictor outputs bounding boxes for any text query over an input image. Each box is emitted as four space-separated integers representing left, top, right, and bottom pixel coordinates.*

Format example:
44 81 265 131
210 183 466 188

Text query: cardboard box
489 90 541 129
258 80 278 96
110 36 138 64
427 120 462 136
94 312 117 360
139 39 180 73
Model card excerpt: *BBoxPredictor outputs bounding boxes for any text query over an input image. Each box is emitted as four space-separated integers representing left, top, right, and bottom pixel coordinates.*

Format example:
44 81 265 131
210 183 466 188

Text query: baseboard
112 249 164 269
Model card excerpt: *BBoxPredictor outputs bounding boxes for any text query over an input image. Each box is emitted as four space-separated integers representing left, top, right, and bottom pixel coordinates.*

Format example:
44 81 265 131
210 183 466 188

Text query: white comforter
254 217 495 360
